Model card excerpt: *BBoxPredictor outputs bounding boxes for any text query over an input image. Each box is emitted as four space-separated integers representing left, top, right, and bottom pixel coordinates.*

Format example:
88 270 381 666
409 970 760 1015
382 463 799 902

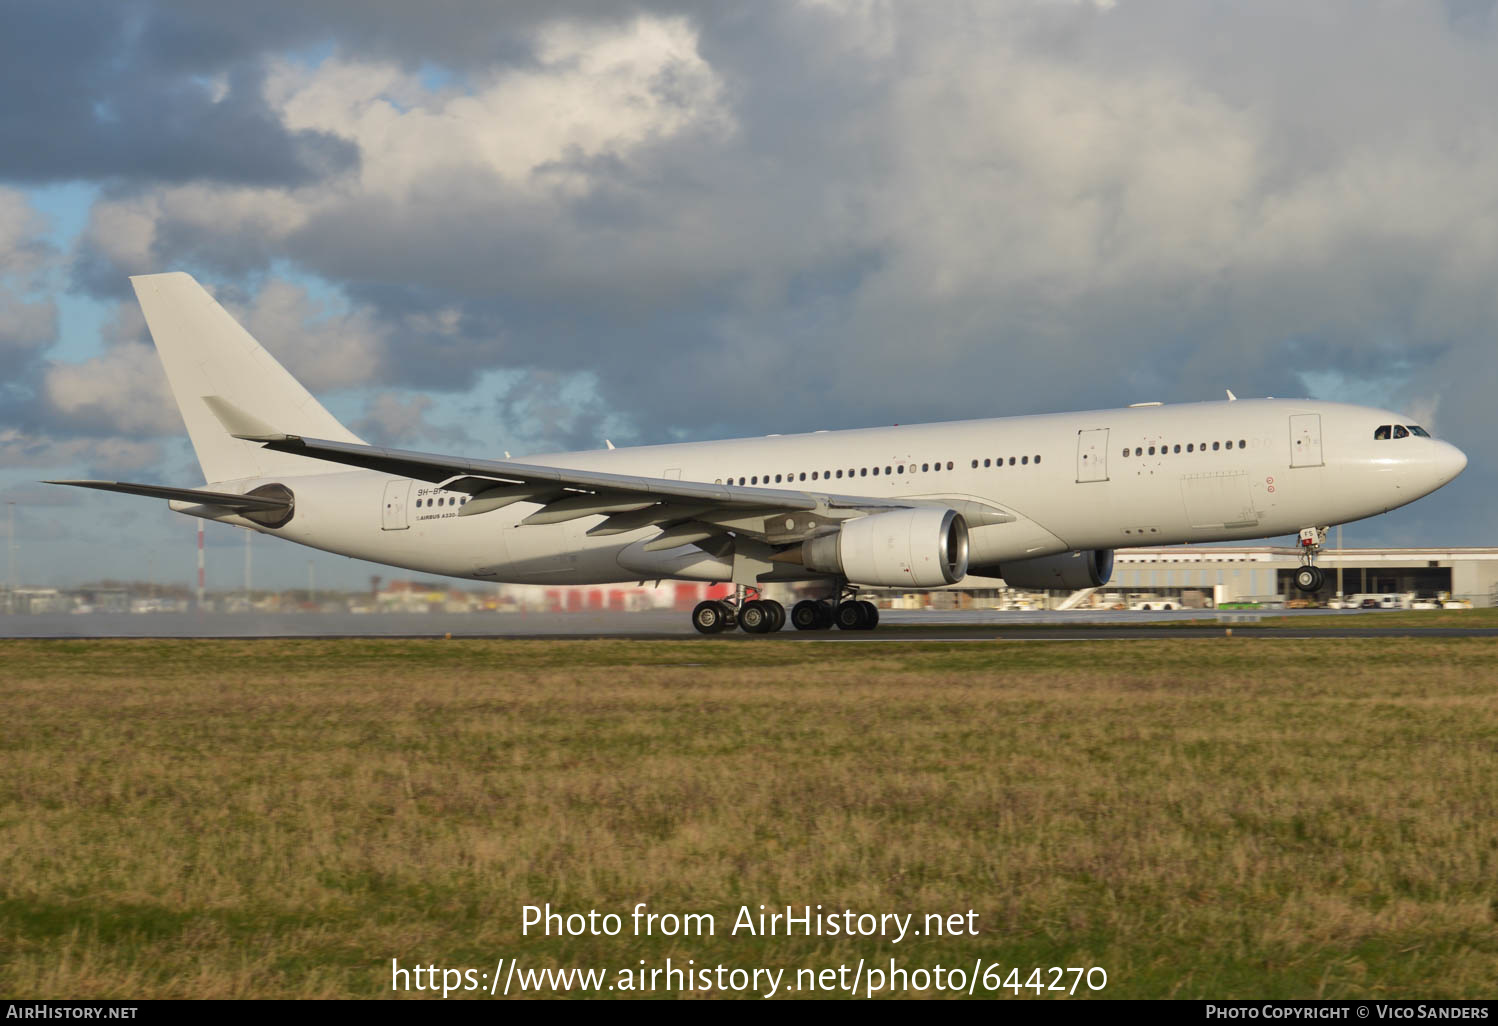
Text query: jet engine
994 549 1113 590
800 508 968 587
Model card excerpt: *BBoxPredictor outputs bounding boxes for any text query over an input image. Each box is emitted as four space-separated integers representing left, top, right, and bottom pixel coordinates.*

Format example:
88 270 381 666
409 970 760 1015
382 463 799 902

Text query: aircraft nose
1434 440 1467 485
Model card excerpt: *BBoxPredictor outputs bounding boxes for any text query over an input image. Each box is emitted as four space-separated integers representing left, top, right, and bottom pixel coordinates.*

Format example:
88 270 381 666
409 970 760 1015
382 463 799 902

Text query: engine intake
801 508 969 587
995 549 1113 590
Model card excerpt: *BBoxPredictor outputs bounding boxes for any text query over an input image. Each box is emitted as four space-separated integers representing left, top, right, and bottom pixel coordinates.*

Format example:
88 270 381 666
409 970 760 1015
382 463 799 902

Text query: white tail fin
131 272 364 483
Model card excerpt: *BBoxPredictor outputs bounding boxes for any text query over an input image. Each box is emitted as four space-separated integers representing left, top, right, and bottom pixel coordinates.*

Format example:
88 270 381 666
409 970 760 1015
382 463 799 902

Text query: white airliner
51 273 1467 634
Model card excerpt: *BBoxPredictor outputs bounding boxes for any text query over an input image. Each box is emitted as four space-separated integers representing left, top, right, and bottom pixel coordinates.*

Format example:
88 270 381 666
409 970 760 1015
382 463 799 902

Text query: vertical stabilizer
130 272 364 483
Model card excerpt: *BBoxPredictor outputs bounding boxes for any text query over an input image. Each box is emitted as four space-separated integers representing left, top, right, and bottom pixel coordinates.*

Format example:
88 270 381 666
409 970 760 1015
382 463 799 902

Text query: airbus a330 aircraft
51 273 1467 634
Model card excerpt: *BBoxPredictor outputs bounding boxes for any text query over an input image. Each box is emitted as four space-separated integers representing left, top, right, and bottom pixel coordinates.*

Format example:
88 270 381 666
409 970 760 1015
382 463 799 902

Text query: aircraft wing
238 433 996 548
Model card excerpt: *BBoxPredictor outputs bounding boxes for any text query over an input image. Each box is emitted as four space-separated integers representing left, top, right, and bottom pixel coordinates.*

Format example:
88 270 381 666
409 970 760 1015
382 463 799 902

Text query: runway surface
3 608 1492 640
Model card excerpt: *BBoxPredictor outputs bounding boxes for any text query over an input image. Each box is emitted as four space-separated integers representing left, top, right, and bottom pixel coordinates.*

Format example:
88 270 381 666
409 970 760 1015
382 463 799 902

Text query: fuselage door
1076 428 1109 482
1289 414 1324 468
382 478 412 530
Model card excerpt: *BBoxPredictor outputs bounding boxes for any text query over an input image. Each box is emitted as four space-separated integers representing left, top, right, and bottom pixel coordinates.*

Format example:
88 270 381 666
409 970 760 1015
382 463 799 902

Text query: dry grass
1 637 1496 999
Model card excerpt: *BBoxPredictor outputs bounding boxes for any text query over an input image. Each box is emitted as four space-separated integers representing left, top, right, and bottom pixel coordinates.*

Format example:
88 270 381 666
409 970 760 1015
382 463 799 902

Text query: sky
2 0 1496 591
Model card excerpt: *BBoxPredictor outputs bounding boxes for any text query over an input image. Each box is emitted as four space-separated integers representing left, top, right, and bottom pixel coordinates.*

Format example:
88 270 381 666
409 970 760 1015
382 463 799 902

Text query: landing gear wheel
1294 566 1323 593
764 600 786 632
791 600 822 630
835 600 870 631
738 600 773 633
857 600 878 628
692 600 729 634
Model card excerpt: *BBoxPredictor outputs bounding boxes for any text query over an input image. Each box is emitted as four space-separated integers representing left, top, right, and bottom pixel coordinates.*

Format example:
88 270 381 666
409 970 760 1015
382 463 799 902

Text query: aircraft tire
835 601 866 630
791 600 822 630
1294 566 1322 593
857 600 879 629
739 600 772 633
762 600 786 632
692 600 729 634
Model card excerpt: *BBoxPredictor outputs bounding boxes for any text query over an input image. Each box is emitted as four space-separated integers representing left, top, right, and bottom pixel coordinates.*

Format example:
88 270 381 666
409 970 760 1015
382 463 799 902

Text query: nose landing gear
1294 526 1329 594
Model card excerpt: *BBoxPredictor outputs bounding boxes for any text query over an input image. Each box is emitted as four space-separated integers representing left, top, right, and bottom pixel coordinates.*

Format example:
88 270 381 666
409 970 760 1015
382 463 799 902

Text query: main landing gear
1293 526 1329 593
691 585 787 635
792 585 878 632
690 584 881 634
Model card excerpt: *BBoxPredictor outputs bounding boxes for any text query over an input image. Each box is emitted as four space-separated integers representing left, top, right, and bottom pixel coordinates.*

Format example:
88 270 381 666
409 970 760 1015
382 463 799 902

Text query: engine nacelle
801 508 969 587
996 549 1114 590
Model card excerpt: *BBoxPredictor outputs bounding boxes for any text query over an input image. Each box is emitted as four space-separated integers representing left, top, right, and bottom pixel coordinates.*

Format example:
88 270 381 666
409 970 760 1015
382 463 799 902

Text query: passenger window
774 474 782 483
1121 449 1129 458
1134 447 1142 456
985 458 992 467
836 470 843 478
1225 441 1233 450
811 472 818 480
1148 446 1155 455
1239 439 1246 448
1034 454 1041 464
1173 444 1181 453
1393 425 1409 439
1374 425 1391 440
1408 425 1430 438
872 467 879 476
1022 455 1029 465
971 459 978 468
885 466 892 475
1008 457 1016 466
751 476 757 484
799 472 806 481
897 465 905 474
922 463 928 472
1212 442 1220 451
860 468 867 477
946 461 953 470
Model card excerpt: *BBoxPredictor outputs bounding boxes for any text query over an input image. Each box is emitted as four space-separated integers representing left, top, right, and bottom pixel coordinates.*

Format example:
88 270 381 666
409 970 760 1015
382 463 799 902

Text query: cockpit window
1408 425 1431 438
1393 425 1410 439
1374 425 1392 440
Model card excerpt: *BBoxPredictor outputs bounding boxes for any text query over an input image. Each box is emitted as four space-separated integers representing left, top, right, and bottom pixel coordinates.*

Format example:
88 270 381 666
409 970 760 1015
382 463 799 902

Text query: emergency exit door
1076 428 1109 482
1289 414 1323 468
382 479 412 530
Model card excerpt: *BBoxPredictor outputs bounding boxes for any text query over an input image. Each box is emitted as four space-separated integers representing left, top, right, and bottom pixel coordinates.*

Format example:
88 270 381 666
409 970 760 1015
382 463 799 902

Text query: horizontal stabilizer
44 480 292 512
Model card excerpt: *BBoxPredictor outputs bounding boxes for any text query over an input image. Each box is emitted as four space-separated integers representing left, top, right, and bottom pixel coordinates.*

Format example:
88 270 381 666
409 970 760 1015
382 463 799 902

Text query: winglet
1225 389 1238 401
201 395 291 441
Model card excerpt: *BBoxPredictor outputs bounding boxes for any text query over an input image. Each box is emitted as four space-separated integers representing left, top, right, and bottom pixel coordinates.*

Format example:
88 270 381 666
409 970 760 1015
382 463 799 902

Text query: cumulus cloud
0 429 163 475
7 1 1498 562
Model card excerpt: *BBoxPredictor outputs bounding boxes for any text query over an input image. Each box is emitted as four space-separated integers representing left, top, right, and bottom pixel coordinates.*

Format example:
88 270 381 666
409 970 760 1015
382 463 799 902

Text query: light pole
5 500 13 614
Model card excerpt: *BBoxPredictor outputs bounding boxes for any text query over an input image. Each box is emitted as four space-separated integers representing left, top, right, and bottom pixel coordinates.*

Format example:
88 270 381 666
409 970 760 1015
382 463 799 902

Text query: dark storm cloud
0 0 355 187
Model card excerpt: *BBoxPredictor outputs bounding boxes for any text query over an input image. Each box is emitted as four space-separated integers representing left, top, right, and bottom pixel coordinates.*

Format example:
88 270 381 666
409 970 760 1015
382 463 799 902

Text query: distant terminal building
887 546 1498 610
1104 546 1498 607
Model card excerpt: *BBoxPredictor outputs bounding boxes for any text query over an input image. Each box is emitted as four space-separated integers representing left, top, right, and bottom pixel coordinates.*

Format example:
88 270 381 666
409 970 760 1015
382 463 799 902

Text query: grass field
2 637 1496 999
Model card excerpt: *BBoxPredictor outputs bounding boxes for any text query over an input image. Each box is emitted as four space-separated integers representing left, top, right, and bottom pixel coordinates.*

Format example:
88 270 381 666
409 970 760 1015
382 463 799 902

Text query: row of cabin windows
1374 424 1429 439
415 496 467 508
1122 439 1247 457
728 455 1042 487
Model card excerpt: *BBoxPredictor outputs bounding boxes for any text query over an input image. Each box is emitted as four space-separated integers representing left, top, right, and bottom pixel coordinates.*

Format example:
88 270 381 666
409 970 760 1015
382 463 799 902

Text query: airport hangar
852 547 1498 610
